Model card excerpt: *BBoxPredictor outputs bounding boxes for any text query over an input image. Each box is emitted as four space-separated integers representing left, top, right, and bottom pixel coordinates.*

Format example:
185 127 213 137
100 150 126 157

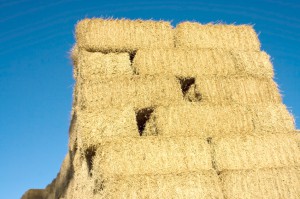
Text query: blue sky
0 0 299 198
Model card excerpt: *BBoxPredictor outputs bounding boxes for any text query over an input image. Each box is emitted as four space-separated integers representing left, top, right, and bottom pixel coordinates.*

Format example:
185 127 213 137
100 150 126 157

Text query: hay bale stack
23 18 300 199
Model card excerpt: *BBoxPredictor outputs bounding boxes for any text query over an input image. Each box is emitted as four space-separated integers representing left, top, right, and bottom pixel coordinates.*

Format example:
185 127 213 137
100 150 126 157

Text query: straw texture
76 75 281 111
76 107 139 149
175 22 260 50
76 19 174 51
145 104 295 138
75 50 133 79
194 77 281 105
220 167 300 199
133 49 273 78
70 150 94 199
77 75 183 110
214 133 300 171
94 171 224 199
92 136 212 176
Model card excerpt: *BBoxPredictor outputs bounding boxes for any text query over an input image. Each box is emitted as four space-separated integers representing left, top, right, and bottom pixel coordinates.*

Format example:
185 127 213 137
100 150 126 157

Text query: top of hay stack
75 18 260 51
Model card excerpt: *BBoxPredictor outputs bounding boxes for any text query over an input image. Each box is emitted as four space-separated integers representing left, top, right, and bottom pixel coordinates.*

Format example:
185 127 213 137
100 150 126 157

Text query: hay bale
133 49 273 78
77 75 183 110
145 104 295 138
76 18 174 52
92 136 212 176
75 50 133 79
175 22 260 50
95 171 224 199
234 50 273 78
195 77 281 105
76 107 139 149
214 133 300 171
70 149 94 199
220 167 300 199
21 189 48 199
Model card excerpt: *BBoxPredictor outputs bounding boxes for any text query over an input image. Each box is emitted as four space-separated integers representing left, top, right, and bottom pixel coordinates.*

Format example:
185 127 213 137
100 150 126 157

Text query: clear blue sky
0 0 299 198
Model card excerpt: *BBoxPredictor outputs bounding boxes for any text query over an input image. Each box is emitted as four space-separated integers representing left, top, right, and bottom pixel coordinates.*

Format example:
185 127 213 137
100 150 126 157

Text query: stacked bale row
67 19 299 199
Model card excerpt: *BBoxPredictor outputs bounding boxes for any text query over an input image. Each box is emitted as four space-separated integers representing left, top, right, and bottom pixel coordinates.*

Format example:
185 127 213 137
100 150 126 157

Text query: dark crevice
85 49 127 54
206 137 220 175
135 108 154 136
178 77 195 95
129 50 138 74
206 137 212 144
129 50 137 63
85 49 136 61
85 147 96 176
177 77 202 102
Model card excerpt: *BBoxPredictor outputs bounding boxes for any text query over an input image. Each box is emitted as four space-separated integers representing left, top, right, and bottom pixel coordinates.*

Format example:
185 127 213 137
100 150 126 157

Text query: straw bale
76 50 133 79
214 133 300 171
77 75 183 110
220 167 300 199
76 107 139 149
234 50 273 78
95 171 224 199
133 49 273 78
21 189 48 199
195 77 281 105
92 136 212 176
76 18 174 51
70 150 94 199
175 22 260 50
145 104 295 138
